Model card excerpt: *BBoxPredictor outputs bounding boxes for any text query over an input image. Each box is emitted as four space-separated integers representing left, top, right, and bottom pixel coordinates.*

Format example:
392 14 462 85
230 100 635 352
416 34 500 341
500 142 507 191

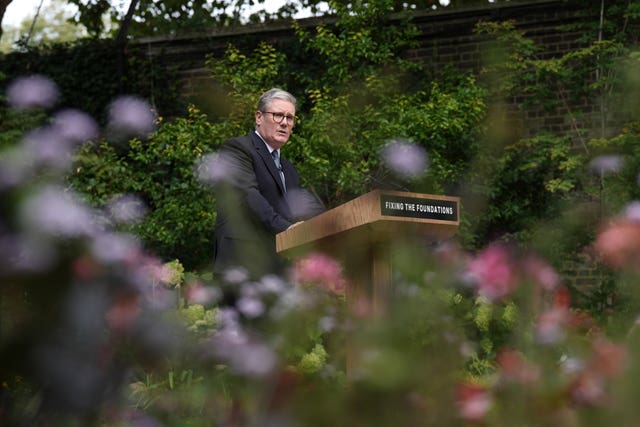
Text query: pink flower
589 339 627 378
105 293 141 333
466 243 518 301
570 340 627 406
291 253 347 295
553 286 571 309
594 219 640 270
184 280 220 305
571 371 607 406
522 254 560 291
455 382 492 423
496 349 540 384
535 306 570 344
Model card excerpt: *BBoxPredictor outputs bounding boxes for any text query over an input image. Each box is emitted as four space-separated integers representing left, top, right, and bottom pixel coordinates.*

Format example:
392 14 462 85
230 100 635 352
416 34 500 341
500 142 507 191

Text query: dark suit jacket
212 132 301 276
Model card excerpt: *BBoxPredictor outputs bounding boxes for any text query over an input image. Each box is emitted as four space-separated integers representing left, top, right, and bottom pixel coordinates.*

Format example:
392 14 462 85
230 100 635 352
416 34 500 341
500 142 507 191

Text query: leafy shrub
70 106 222 269
0 38 183 122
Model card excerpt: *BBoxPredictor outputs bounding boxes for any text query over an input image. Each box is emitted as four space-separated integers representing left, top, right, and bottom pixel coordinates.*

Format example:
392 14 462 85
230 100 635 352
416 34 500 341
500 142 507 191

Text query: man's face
256 98 295 150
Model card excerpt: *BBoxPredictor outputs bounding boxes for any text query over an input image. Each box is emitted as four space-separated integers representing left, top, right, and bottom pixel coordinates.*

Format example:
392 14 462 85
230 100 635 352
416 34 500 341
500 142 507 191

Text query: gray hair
257 88 297 112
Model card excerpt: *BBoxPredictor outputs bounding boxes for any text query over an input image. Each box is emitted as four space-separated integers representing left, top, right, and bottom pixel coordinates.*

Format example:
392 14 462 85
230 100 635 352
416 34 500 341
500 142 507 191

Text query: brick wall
137 0 610 139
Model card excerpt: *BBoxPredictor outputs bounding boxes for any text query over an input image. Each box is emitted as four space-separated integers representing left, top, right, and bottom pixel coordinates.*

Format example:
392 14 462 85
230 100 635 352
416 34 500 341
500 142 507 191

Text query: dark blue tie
271 150 286 191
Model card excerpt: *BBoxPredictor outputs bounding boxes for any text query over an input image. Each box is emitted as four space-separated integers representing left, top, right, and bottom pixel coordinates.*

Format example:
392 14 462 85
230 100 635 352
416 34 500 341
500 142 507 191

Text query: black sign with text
380 194 458 222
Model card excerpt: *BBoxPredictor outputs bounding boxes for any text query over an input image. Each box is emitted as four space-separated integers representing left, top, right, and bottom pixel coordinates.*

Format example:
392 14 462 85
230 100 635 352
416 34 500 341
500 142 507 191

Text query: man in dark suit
212 88 322 278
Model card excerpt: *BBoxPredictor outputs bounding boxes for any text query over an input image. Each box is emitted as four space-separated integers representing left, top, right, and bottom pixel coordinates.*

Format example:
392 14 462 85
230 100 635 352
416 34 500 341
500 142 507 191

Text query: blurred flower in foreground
570 339 627 406
522 254 560 291
90 231 141 264
535 306 570 345
594 217 640 269
381 139 429 179
106 96 157 142
588 154 624 176
105 292 141 333
20 185 97 238
466 243 518 302
22 127 73 171
52 109 99 144
208 327 277 377
290 252 347 295
223 267 250 284
7 74 59 109
184 280 220 305
455 382 492 423
106 194 147 225
286 188 326 219
496 349 540 384
196 152 230 184
624 201 640 221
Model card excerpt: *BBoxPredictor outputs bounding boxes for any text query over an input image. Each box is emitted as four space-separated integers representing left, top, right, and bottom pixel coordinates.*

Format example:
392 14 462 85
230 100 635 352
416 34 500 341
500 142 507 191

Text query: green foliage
163 259 185 288
0 38 183 122
588 121 640 211
179 304 218 337
471 134 584 244
297 342 328 375
294 0 420 89
69 106 220 269
63 0 491 267
8 3 640 426
0 109 47 150
450 292 519 372
0 72 48 149
475 19 629 134
205 42 290 125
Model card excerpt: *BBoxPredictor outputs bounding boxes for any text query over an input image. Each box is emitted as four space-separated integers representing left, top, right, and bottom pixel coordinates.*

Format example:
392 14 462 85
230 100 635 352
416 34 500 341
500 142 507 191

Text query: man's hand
287 221 304 230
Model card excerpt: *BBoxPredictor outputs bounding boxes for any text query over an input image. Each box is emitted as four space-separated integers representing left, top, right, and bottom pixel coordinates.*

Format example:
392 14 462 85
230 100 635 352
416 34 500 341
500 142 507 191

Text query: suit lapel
251 132 287 193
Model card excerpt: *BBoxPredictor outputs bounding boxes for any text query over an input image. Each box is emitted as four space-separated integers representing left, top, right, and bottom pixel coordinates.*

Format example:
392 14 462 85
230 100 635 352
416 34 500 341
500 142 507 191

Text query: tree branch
0 0 13 42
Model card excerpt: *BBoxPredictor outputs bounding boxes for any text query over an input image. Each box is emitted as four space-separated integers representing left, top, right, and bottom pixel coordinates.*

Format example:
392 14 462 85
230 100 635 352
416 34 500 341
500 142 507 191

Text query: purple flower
107 96 156 140
20 186 97 237
195 151 239 185
7 75 59 110
236 296 265 318
52 109 99 144
381 139 428 179
623 201 640 222
589 155 624 176
106 195 147 224
0 233 56 273
223 267 250 284
258 274 287 295
210 328 277 377
90 232 141 264
23 127 73 170
291 253 347 295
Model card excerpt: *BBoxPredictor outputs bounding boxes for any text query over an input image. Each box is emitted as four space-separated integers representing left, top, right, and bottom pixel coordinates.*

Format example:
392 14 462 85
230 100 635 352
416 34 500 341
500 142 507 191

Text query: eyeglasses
261 111 296 125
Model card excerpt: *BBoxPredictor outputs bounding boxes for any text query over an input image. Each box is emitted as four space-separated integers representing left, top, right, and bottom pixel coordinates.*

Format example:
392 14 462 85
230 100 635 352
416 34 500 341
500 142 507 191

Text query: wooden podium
278 190 459 377
277 190 460 315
